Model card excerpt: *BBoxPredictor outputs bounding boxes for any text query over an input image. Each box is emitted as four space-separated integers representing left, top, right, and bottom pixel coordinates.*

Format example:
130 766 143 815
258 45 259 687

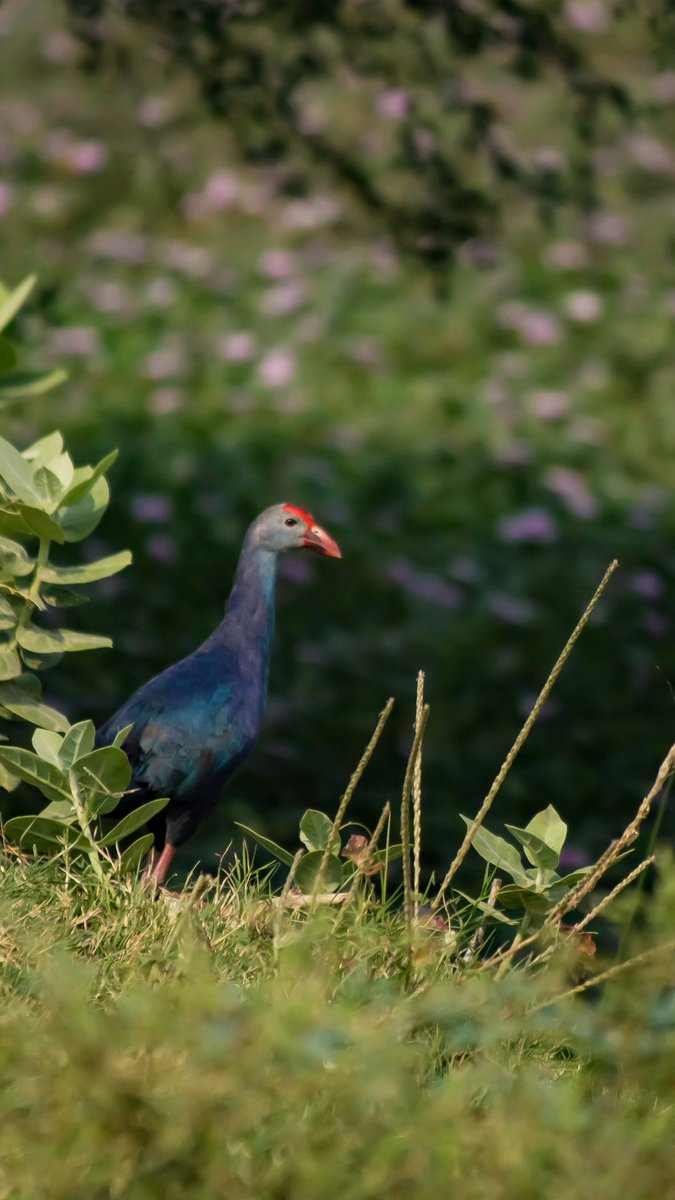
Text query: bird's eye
285 517 298 527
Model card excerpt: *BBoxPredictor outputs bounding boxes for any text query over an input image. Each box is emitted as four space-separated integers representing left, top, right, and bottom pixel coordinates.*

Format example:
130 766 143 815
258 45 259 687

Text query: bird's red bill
302 522 342 558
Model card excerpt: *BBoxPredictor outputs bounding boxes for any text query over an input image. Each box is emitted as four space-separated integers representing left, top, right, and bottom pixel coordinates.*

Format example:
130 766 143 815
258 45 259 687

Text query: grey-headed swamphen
96 503 341 884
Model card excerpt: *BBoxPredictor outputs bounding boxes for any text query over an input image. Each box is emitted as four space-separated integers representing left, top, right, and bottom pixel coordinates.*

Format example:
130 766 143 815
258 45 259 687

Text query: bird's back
96 642 264 806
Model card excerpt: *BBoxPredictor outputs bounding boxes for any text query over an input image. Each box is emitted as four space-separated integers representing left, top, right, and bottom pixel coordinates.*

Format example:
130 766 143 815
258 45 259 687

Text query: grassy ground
1 836 674 1200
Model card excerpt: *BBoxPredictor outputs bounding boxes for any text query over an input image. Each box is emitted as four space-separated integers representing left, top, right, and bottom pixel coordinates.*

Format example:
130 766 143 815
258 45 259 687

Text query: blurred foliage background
0 0 674 876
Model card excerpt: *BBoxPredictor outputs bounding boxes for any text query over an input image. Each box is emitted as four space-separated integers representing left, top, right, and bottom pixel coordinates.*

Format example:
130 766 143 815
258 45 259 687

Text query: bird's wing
96 655 244 799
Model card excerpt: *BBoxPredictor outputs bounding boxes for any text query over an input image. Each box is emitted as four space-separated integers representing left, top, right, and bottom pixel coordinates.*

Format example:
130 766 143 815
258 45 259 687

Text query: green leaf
0 436 42 505
100 796 170 846
70 745 130 804
497 884 552 914
14 503 66 543
23 432 64 468
0 677 69 732
0 595 17 629
4 814 89 853
61 451 118 507
0 338 17 375
505 824 560 870
60 720 96 769
33 467 64 513
16 625 112 654
112 723 133 749
526 806 567 857
0 536 34 577
42 550 132 586
31 728 64 767
0 368 68 401
554 867 594 887
19 647 64 671
119 832 154 874
58 475 110 542
0 746 70 802
460 816 529 885
294 850 344 894
39 799 76 822
299 809 335 853
0 644 22 680
0 275 35 333
235 822 295 867
0 763 18 791
42 587 88 609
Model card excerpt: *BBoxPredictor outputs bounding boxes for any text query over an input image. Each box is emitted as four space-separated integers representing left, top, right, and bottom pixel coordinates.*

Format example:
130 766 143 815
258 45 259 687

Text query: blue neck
203 536 278 673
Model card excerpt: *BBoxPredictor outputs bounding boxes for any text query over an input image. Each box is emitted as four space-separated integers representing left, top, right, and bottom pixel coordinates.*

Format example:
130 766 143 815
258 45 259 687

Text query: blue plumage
96 503 341 884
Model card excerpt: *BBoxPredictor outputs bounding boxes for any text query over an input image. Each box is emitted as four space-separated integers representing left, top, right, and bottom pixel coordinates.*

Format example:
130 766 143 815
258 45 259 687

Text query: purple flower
564 290 603 323
258 348 296 388
564 0 608 33
216 332 257 363
498 303 563 345
543 241 587 270
88 282 132 316
498 508 558 544
530 390 569 421
42 31 80 63
143 338 187 381
87 230 149 263
586 211 631 246
147 388 184 416
487 593 536 626
376 89 410 121
559 846 590 871
132 494 172 523
518 311 563 346
629 571 665 601
160 240 213 277
136 97 171 128
544 467 598 519
627 135 674 175
260 250 296 280
386 557 463 609
204 170 239 209
145 534 177 566
65 140 108 174
261 279 307 316
281 196 340 230
146 277 177 308
652 72 675 104
50 327 100 356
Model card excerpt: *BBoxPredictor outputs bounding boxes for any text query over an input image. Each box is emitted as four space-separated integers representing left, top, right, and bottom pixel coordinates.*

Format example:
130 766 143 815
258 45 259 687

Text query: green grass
1 839 674 1200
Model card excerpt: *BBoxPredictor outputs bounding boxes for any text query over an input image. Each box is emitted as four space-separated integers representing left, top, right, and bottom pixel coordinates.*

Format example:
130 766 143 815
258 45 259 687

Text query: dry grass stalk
550 742 675 925
401 704 430 929
464 876 502 962
432 559 619 910
571 855 655 933
530 937 675 1012
412 671 425 921
314 697 395 898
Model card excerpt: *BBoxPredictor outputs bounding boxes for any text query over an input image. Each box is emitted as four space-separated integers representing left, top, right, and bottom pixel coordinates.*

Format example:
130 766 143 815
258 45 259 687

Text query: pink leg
143 843 176 887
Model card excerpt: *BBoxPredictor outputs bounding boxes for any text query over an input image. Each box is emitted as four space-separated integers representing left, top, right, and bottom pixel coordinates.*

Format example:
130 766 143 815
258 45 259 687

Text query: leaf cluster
60 0 673 270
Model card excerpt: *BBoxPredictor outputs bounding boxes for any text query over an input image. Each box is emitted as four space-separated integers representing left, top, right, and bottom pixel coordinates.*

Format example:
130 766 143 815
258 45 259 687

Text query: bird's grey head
250 503 342 558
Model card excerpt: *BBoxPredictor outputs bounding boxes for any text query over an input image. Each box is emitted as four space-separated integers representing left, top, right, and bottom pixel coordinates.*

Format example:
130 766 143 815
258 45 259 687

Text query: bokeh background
1 0 674 877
